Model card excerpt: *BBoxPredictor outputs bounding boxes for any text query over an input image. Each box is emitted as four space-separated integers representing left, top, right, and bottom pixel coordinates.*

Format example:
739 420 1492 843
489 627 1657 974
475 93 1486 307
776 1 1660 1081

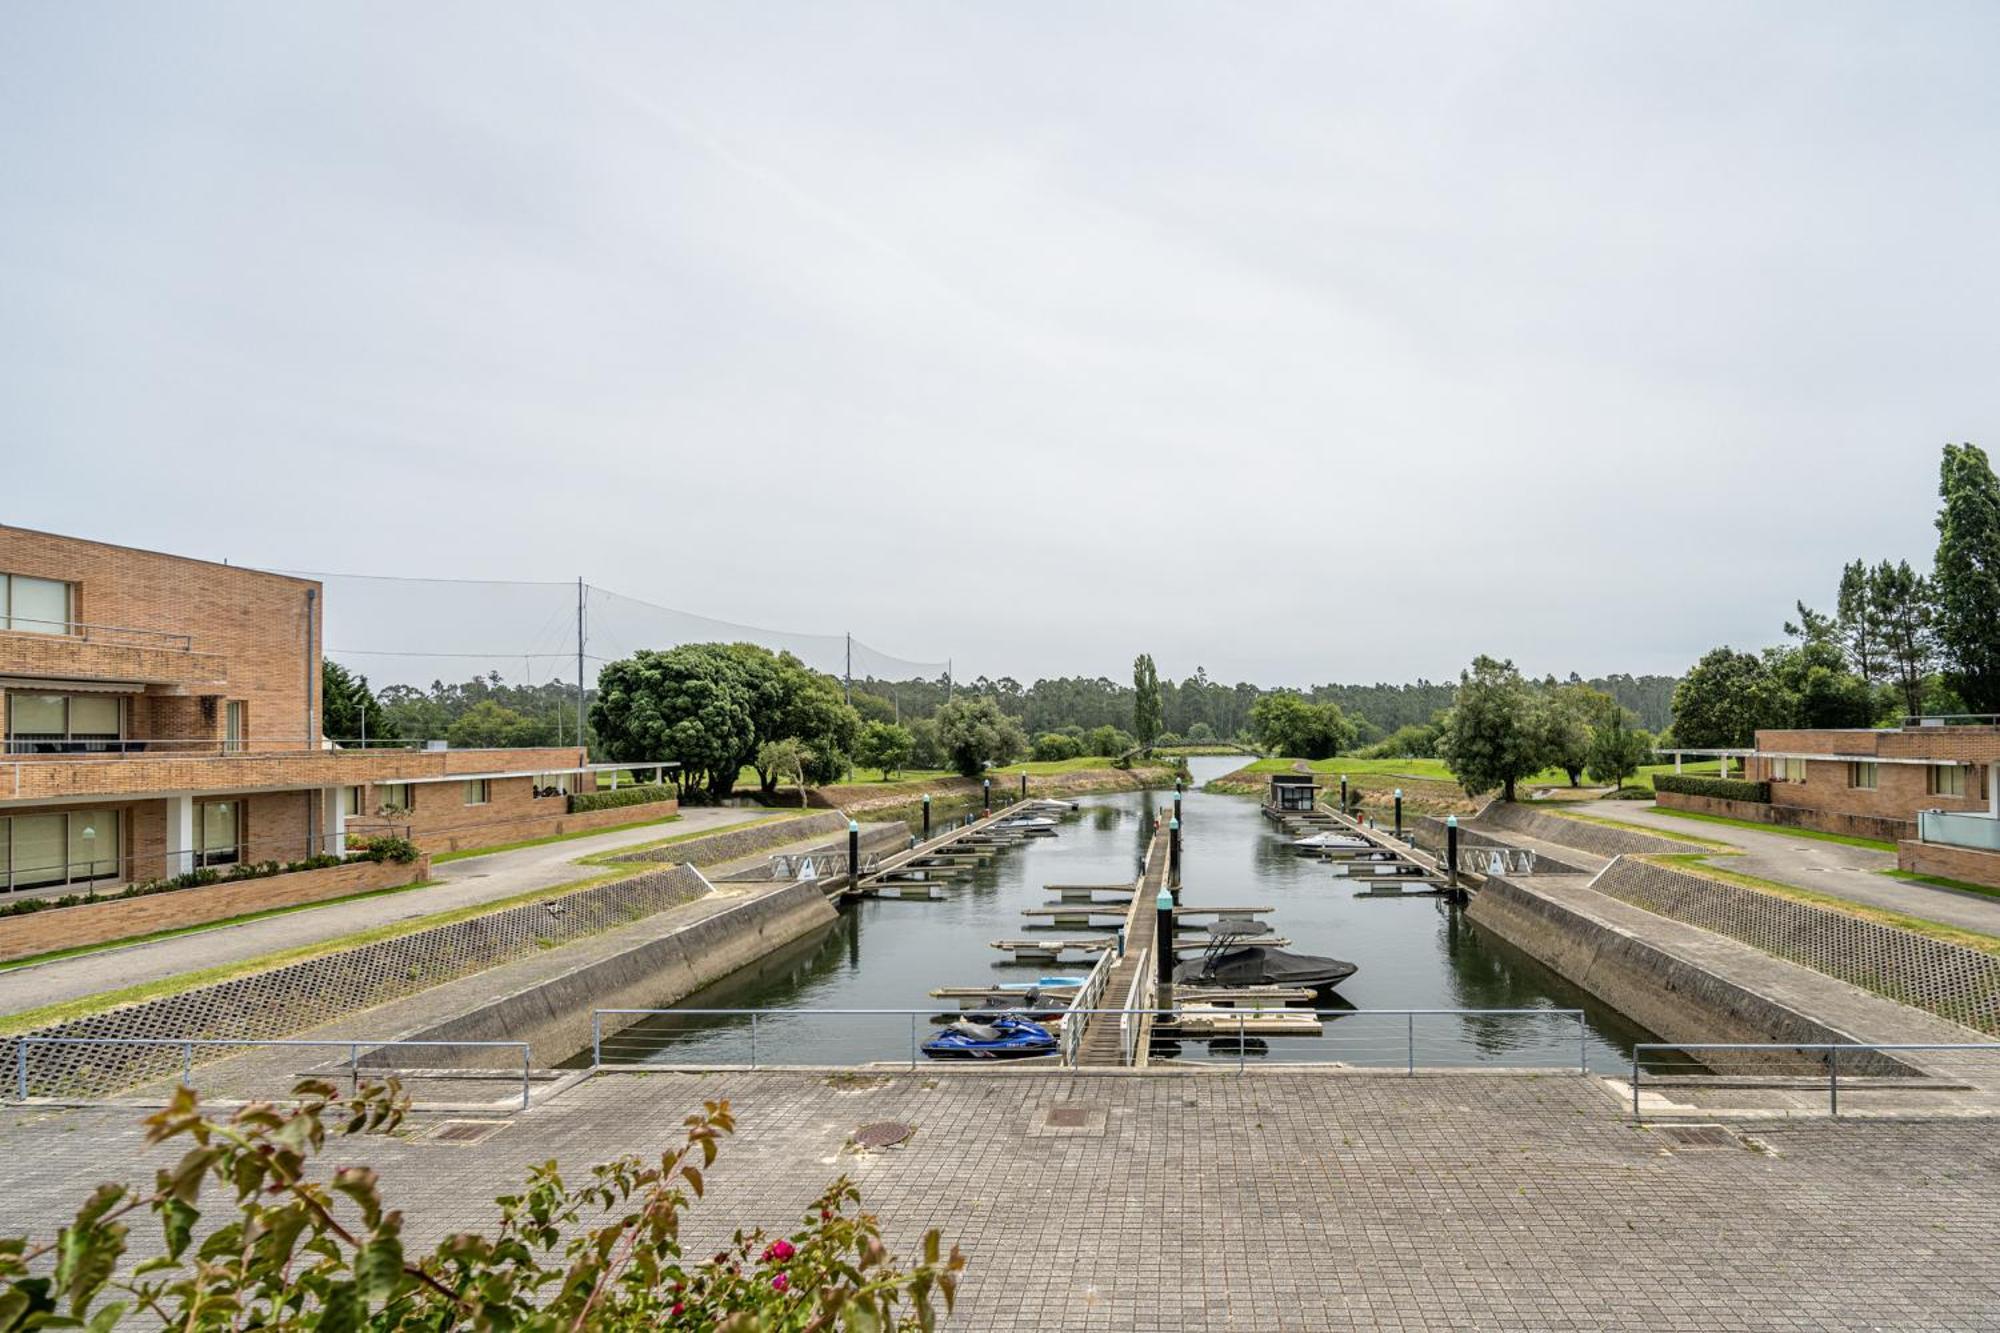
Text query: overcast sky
4 3 1993 688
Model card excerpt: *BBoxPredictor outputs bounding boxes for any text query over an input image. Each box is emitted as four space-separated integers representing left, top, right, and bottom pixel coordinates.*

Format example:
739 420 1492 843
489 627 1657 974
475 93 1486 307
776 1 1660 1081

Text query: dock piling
1020 772 1028 801
847 820 860 888
1393 789 1404 840
1339 774 1349 815
1446 815 1460 889
1155 887 1175 997
922 793 932 841
1169 816 1182 891
982 779 991 818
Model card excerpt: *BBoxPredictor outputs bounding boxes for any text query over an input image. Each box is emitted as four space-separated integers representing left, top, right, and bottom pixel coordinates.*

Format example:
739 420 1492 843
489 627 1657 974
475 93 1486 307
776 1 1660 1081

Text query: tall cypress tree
1131 653 1162 751
1933 443 2000 714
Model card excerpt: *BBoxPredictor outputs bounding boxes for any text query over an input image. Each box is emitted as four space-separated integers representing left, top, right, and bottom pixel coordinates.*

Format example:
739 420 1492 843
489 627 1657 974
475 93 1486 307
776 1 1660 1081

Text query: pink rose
771 1273 789 1293
761 1239 796 1263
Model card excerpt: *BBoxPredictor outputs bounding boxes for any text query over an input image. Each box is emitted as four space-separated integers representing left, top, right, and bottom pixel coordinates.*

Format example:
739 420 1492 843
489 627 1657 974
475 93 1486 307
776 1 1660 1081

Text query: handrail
591 1007 1591 1074
1059 944 1119 1066
0 617 195 651
1628 1040 2000 1120
13 1037 534 1109
1119 953 1152 1066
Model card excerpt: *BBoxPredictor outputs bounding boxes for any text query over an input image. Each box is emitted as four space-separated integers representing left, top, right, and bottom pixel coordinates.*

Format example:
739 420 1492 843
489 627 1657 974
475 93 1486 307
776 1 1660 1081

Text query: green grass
1236 756 1725 795
1648 807 1897 852
1881 868 2000 903
0 877 436 975
1644 854 2000 956
432 812 684 863
0 867 635 1038
575 811 808 866
1537 807 1738 850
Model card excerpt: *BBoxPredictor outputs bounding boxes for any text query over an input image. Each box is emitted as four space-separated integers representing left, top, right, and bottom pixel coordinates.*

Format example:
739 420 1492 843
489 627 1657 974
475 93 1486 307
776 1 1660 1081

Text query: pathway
4 1070 1997 1329
0 807 777 1015
1539 799 2000 934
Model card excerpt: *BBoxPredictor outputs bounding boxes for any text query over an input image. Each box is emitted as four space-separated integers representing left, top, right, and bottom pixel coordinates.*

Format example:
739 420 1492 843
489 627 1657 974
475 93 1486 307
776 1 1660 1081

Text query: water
599 757 1656 1071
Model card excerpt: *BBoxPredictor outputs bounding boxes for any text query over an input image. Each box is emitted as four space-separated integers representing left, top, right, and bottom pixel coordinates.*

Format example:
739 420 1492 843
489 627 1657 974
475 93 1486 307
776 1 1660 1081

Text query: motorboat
1173 920 1357 993
920 1016 1059 1061
1291 831 1370 852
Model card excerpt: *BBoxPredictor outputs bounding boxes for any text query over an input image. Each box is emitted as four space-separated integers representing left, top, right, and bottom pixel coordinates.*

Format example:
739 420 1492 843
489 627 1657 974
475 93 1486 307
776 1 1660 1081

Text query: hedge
1654 773 1771 804
569 784 678 815
0 841 420 921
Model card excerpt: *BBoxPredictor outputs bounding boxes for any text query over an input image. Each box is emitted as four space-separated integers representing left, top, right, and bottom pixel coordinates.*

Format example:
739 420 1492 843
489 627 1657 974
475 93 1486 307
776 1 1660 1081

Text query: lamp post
982 778 990 818
1169 815 1182 892
921 793 932 841
1155 884 1176 1001
847 819 860 888
1446 814 1459 890
1393 788 1404 840
1339 774 1349 816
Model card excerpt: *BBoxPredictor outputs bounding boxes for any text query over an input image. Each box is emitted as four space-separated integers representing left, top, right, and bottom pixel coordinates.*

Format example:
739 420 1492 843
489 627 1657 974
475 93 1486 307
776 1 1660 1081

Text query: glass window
8 814 65 890
224 701 245 753
67 810 119 882
373 783 413 814
1930 764 1967 798
464 779 490 806
69 697 121 748
198 800 241 867
534 772 571 798
3 575 72 635
7 694 66 749
1848 762 1878 790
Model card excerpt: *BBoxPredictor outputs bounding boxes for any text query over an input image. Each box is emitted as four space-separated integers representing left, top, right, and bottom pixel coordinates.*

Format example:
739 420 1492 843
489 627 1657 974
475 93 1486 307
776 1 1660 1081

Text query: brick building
0 526 670 895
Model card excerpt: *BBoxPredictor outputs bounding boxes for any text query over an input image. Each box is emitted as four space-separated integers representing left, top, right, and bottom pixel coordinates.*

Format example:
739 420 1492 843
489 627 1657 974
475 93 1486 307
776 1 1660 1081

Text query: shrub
570 784 679 815
1031 731 1082 762
0 847 410 920
352 836 420 865
1654 773 1771 804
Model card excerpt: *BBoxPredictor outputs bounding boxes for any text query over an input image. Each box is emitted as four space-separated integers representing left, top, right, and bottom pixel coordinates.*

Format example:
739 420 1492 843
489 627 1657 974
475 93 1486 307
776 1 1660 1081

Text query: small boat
1292 831 1370 851
921 1016 1059 1061
1173 921 1357 993
995 815 1059 830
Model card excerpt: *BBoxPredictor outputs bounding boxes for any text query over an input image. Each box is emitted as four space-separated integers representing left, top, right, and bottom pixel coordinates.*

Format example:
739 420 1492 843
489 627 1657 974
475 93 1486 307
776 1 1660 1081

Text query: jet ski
1173 920 1357 993
921 1015 1059 1061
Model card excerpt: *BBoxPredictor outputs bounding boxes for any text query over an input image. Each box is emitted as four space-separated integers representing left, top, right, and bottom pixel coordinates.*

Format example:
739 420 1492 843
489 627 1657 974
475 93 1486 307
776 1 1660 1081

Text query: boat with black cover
1172 920 1357 993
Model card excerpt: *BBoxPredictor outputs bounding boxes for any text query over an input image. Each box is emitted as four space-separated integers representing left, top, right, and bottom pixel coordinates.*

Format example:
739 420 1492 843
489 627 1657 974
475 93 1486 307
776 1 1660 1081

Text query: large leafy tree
1131 653 1162 751
591 644 759 799
446 698 552 749
1933 443 2000 713
1585 707 1653 790
1764 639 1874 729
1248 691 1356 760
1436 656 1548 802
934 697 1027 778
1668 647 1787 748
854 720 914 779
728 646 861 790
1538 684 1607 787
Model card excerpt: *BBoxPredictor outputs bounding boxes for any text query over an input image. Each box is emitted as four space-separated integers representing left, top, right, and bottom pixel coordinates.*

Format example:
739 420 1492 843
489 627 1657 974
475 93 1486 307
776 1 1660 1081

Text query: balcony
0 622 227 692
1 743 591 804
1918 809 2000 852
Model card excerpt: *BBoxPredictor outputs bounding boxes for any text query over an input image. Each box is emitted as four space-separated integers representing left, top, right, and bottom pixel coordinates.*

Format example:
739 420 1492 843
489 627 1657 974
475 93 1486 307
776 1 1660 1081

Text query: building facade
0 526 661 896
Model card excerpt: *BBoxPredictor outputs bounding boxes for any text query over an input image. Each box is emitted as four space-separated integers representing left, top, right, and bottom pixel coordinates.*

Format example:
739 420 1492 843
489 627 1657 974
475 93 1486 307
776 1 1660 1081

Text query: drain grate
429 1120 510 1145
1652 1123 1741 1150
1044 1107 1090 1128
853 1121 914 1151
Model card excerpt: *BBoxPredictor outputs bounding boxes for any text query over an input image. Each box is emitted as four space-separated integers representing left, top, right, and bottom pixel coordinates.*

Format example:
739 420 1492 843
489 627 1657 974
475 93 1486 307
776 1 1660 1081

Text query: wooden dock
847 798 1069 898
1070 819 1174 1067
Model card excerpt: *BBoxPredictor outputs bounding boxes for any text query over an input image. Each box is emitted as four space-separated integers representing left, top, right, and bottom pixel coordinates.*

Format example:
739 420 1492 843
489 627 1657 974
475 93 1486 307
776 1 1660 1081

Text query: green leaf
354 1236 405 1304
159 1198 198 1261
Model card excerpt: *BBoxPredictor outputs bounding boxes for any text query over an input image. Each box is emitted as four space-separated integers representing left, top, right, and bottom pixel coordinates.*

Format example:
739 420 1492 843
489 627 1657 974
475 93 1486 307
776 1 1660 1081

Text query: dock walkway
1072 821 1171 1066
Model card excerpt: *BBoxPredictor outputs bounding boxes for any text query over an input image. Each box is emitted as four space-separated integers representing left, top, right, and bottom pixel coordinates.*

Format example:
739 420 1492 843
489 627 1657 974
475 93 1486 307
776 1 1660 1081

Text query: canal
598 757 1657 1071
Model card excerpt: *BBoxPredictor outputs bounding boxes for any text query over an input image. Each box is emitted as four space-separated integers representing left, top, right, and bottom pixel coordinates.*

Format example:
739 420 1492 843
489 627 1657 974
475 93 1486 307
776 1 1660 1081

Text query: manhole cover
1045 1107 1090 1128
1652 1124 1741 1150
429 1120 509 1145
853 1121 914 1150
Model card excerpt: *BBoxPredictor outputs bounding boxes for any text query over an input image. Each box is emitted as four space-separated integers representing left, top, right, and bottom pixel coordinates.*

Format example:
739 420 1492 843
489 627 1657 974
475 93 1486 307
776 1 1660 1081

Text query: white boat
1292 831 1369 850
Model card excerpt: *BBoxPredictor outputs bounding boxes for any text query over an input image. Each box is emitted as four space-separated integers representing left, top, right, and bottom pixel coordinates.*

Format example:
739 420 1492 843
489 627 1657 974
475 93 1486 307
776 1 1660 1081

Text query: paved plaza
3 1069 1996 1330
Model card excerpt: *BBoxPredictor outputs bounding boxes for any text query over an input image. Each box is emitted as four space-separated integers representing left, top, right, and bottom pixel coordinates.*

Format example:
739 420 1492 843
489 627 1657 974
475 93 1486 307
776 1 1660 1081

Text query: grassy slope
1643 854 2000 956
1647 807 1898 853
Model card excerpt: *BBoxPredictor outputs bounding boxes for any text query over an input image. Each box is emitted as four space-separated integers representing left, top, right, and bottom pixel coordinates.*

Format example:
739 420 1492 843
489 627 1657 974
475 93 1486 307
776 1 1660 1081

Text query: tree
934 698 1027 777
0 1081 962 1329
853 720 913 779
1186 721 1216 742
1585 708 1653 790
1870 559 1938 718
321 660 398 745
1436 656 1548 802
1031 731 1082 762
446 699 550 749
1248 692 1358 760
1131 653 1162 752
1834 559 1884 683
1539 686 1605 787
591 644 760 800
729 646 862 792
1765 640 1875 729
1935 442 2000 713
1083 724 1134 757
1669 647 1788 749
756 737 812 806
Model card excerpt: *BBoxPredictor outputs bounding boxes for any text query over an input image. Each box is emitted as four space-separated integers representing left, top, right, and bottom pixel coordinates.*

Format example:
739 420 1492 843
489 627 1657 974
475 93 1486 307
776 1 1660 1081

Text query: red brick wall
1898 840 2000 889
363 776 677 854
1755 754 1985 828
0 854 431 963
1655 789 1915 843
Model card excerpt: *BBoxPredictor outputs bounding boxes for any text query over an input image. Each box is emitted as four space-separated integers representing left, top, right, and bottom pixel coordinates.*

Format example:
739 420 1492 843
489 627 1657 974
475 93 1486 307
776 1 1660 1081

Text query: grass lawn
1881 868 2000 904
432 812 684 863
577 812 808 865
1539 807 1738 850
1239 756 1724 796
1648 807 1898 853
1644 854 2000 956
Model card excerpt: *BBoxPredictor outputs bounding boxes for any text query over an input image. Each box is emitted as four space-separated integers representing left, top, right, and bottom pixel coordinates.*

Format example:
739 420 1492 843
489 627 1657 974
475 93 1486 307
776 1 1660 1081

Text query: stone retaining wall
1589 858 2000 1035
1655 790 1913 844
0 857 431 965
1472 803 1708 857
1897 839 2000 889
609 812 851 867
1408 816 1590 876
6 863 713 1099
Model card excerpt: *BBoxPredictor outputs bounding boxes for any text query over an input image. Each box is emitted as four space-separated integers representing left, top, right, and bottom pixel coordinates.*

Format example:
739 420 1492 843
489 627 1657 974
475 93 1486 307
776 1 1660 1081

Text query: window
0 574 73 635
533 772 571 799
5 693 125 754
198 800 243 867
1770 758 1807 783
1930 764 1968 798
373 783 413 815
464 779 491 806
1848 762 1878 790
1 809 121 891
224 701 246 754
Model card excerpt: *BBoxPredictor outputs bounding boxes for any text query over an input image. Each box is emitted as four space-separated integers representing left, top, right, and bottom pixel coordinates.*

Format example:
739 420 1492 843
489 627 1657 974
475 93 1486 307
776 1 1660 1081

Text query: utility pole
844 632 852 705
576 578 586 759
946 658 953 703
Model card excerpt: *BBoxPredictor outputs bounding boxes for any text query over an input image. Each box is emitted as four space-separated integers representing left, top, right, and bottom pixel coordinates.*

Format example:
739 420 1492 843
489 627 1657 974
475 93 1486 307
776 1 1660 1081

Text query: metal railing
1119 953 1152 1066
0 616 195 651
13 1037 534 1109
1902 713 2000 729
589 1007 1592 1074
1629 1041 2000 1119
1059 943 1120 1066
1918 809 2000 852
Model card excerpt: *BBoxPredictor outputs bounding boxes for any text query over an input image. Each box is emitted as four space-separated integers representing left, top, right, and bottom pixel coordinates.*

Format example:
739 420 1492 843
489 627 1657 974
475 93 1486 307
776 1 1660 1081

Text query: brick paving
4 1069 1997 1329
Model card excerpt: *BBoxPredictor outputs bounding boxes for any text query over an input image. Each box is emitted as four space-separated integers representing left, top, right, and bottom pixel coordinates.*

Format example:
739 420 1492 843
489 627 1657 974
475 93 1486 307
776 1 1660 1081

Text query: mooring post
921 793 932 841
1174 777 1183 827
1446 815 1459 889
847 819 860 889
1155 885 1175 1002
1169 816 1182 890
1020 772 1027 801
1339 774 1349 815
982 778 991 818
1393 789 1404 840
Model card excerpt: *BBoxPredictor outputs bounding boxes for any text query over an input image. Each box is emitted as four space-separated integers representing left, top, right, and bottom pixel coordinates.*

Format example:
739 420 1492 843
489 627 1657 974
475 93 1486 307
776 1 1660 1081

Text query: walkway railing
13 1037 534 1110
1058 947 1119 1066
1629 1041 2000 1120
590 1007 1591 1074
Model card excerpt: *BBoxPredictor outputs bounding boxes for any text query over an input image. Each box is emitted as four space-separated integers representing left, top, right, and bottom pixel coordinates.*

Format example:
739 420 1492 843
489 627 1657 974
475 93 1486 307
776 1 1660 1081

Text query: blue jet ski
921 1015 1059 1061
